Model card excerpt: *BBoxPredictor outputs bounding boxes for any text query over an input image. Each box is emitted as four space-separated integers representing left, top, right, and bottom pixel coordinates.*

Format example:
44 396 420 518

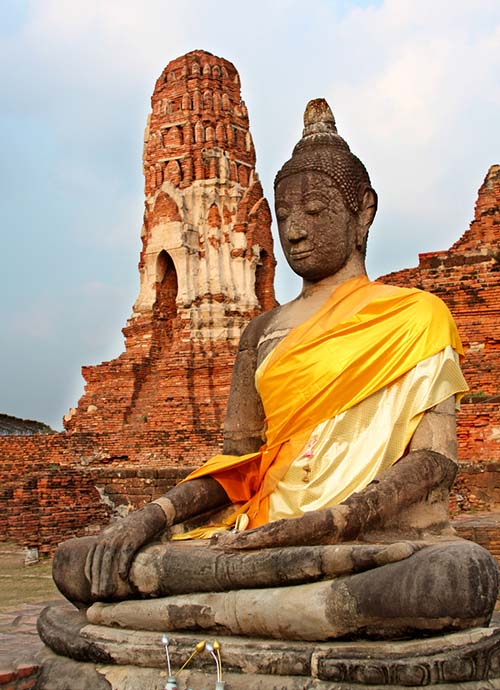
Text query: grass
0 543 63 611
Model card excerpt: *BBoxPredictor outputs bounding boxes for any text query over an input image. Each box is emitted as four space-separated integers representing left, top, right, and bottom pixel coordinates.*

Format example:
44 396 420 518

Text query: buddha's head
274 99 377 282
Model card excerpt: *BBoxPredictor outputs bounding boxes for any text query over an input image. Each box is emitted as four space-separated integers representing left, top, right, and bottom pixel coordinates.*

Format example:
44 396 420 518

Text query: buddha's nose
287 224 308 242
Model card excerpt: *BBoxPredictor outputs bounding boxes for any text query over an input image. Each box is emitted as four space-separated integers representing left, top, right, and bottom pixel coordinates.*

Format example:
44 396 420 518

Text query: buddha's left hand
212 505 348 550
213 449 457 551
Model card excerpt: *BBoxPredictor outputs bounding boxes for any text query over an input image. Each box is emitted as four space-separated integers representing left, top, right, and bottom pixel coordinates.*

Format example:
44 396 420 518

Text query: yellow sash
176 276 464 534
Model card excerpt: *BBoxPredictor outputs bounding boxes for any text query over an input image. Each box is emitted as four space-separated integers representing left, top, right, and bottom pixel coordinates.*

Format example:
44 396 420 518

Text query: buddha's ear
356 187 378 255
356 188 377 248
359 188 377 229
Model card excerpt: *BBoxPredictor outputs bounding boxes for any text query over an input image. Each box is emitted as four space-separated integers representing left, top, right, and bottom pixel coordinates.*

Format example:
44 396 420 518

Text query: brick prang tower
65 50 277 463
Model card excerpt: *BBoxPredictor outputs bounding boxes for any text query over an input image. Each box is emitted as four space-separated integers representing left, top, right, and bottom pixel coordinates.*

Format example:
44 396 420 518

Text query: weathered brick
382 165 500 514
63 49 277 460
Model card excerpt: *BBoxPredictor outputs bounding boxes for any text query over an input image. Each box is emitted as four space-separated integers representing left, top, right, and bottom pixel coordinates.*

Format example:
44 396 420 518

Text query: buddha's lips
290 249 312 259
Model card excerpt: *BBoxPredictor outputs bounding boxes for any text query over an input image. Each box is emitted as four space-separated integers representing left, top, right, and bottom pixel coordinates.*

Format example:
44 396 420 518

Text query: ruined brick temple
66 50 276 450
0 51 499 558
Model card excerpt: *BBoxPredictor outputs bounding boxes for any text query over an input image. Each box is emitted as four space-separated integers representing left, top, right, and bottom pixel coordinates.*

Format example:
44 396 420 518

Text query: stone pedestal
37 604 500 689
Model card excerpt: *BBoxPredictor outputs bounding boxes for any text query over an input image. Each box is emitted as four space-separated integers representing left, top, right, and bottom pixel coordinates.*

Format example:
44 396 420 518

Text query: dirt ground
0 542 63 611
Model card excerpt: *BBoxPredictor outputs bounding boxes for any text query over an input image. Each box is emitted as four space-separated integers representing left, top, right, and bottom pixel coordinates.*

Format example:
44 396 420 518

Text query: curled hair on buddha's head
274 98 376 218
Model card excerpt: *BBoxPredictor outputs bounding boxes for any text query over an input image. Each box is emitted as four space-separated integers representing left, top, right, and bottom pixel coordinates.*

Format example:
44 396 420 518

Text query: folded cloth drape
174 275 467 537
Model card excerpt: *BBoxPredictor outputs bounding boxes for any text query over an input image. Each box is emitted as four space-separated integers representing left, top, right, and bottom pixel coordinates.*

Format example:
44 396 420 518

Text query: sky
1 0 499 430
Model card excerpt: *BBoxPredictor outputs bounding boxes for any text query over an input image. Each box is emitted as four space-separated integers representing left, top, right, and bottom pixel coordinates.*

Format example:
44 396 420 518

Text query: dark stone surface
36 653 112 689
37 606 112 664
324 541 500 638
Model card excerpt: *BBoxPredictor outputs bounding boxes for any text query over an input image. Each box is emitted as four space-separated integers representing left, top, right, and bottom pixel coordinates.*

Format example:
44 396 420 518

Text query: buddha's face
275 170 359 282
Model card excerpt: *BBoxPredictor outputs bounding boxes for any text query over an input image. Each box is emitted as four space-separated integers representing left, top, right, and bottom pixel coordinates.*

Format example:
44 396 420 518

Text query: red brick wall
1 435 107 554
65 338 240 456
0 431 195 553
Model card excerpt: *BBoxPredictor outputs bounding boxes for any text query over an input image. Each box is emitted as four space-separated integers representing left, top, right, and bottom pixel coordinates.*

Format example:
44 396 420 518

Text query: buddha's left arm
408 395 457 459
214 397 458 550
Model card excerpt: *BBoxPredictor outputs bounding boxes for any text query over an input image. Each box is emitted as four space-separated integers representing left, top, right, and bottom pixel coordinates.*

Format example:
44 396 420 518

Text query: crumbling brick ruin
65 49 276 455
382 165 500 516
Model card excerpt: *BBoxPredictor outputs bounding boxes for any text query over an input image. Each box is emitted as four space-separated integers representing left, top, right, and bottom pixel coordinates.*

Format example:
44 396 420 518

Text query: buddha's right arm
83 477 228 598
83 314 271 598
222 314 268 455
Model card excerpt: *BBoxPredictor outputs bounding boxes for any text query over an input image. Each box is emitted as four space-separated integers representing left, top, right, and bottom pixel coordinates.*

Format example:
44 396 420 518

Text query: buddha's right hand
84 503 167 599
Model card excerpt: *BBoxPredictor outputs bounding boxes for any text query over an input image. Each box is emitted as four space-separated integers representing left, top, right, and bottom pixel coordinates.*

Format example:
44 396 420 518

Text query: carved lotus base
37 604 500 689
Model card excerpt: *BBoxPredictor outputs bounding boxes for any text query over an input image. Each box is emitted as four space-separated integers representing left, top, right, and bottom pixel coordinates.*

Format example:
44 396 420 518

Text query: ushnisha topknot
274 98 374 214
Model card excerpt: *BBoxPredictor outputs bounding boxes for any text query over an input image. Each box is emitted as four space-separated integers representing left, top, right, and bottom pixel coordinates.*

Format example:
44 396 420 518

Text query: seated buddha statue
52 99 498 642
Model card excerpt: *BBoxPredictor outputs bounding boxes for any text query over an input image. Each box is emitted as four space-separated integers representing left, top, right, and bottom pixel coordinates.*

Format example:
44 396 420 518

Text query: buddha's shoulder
238 305 285 350
374 281 447 308
374 281 451 316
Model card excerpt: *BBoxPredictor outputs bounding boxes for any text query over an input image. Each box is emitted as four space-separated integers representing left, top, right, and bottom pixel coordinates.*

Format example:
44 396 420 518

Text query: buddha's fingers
100 540 124 596
89 542 107 598
213 509 340 550
84 542 97 585
117 541 136 581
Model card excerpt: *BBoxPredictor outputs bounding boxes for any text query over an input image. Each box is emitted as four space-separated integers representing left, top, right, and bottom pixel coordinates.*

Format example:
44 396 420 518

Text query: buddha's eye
276 207 289 221
304 198 327 215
